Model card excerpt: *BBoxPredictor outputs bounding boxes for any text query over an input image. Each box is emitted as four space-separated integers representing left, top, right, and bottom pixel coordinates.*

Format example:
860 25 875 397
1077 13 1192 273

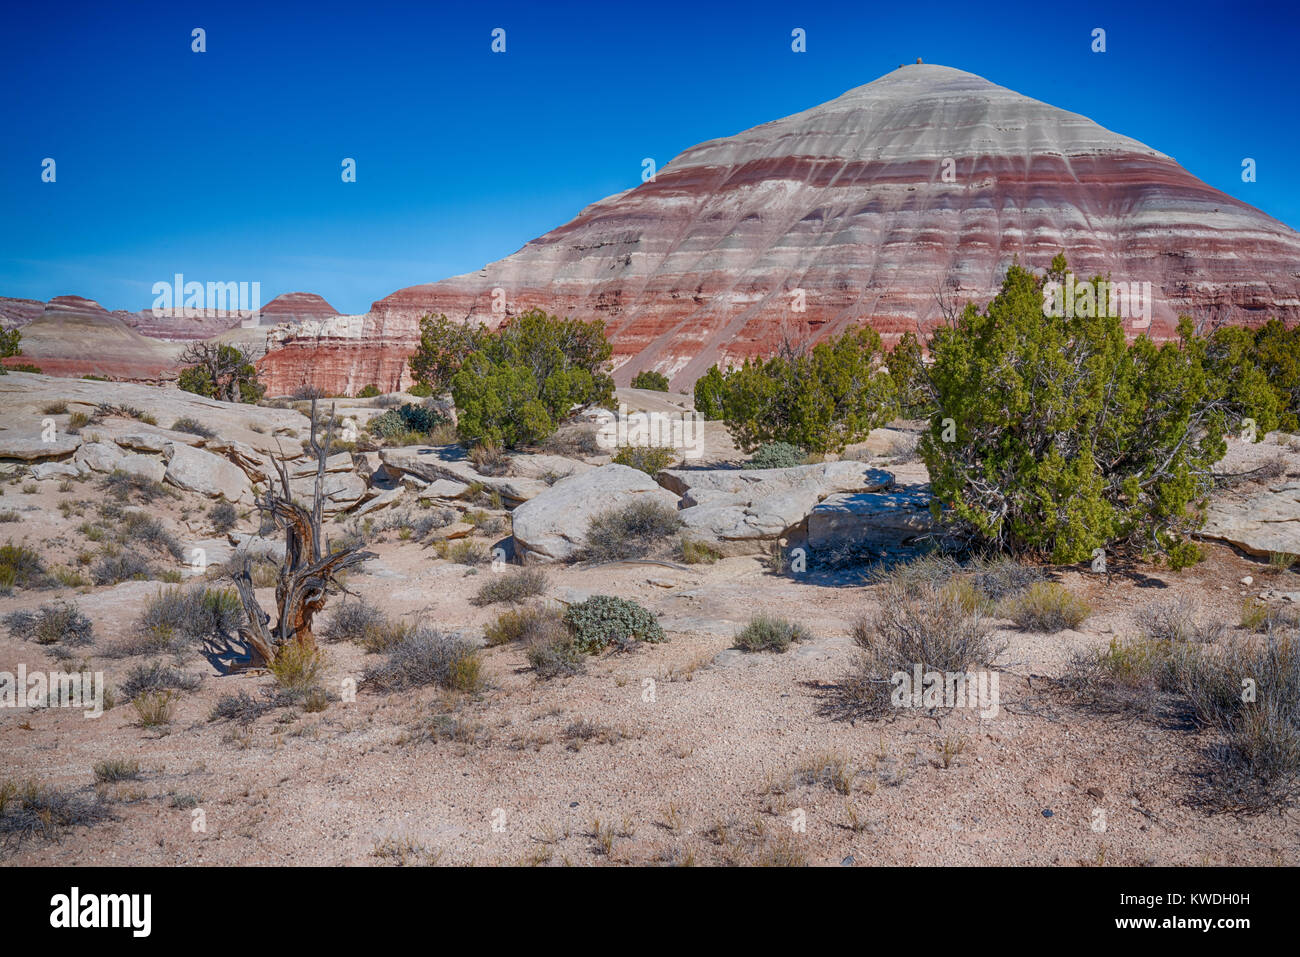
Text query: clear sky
2 0 1296 314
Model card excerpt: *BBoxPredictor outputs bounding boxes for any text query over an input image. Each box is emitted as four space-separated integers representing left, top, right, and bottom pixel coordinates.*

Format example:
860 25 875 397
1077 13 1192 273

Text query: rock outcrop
511 464 681 562
1201 483 1300 557
258 63 1300 396
662 462 895 552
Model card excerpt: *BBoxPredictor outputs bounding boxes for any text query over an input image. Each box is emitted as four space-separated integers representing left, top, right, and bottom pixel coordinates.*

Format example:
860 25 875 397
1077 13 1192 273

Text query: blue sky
1 0 1296 314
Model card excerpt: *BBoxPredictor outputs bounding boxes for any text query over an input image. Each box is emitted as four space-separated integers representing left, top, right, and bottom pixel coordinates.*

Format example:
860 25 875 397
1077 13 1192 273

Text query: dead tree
221 400 372 669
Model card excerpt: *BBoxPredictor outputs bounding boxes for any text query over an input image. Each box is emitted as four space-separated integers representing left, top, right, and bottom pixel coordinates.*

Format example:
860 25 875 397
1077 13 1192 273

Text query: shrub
471 567 548 606
269 640 325 694
1135 597 1224 644
735 613 810 653
209 501 238 533
120 660 202 700
679 538 723 564
888 331 936 419
582 498 683 562
631 370 670 391
469 441 510 476
696 326 897 454
130 586 243 653
408 313 491 394
743 441 805 470
176 342 263 404
0 779 113 849
436 539 491 566
4 602 93 645
844 580 1003 714
93 758 141 783
484 604 565 646
919 256 1278 566
358 384 381 398
362 628 483 693
100 470 173 505
91 551 155 585
132 690 177 727
118 511 183 559
563 595 665 654
612 445 677 475
208 691 273 724
450 309 615 448
526 632 585 679
406 381 434 398
171 417 215 438
320 599 408 651
0 542 48 590
1250 319 1300 432
1000 581 1091 632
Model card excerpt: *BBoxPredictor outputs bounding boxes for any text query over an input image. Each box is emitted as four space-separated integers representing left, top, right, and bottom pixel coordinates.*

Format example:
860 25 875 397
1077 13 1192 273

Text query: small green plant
358 384 381 398
612 445 677 475
743 441 806 470
0 542 50 591
679 538 723 564
1000 582 1092 632
93 758 141 783
735 613 810 653
471 567 548 606
269 640 325 694
563 595 665 654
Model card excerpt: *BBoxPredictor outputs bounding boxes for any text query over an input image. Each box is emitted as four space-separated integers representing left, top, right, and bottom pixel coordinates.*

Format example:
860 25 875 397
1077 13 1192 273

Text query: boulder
354 485 406 515
511 463 681 562
288 470 367 514
381 446 550 505
73 440 125 473
807 489 936 551
664 462 894 551
117 453 166 483
163 443 254 503
1202 483 1300 557
30 460 84 480
417 478 471 501
0 430 80 460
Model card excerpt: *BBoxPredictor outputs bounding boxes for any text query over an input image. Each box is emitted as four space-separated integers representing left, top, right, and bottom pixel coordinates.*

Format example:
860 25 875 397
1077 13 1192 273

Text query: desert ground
2 373 1299 866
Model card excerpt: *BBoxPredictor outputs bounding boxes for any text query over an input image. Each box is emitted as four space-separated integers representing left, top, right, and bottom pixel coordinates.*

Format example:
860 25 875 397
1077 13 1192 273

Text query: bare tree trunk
220 399 372 669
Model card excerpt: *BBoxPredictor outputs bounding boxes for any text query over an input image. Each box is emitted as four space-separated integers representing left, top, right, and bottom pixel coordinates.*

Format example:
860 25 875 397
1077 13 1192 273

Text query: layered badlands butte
279 65 1296 392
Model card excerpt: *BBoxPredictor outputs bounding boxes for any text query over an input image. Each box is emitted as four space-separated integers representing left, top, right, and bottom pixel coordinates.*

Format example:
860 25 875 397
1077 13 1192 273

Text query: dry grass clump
4 601 94 646
120 660 202 700
734 613 811 653
1135 596 1226 644
679 538 723 564
132 690 178 728
1064 617 1300 812
582 498 682 562
0 779 114 851
113 586 243 658
469 441 510 476
269 641 326 695
434 539 492 566
321 598 409 652
471 567 547 606
99 469 174 505
837 579 1004 716
0 542 50 592
1000 581 1091 632
90 550 156 585
363 627 483 693
92 758 141 783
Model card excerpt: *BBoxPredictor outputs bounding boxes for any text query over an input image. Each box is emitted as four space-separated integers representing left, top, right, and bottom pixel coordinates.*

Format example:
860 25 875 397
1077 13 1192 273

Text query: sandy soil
2 431 1299 867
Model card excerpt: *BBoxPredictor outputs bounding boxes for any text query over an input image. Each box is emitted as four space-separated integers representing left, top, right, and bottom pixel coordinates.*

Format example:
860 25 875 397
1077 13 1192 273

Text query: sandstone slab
807 489 936 551
163 443 253 503
1202 483 1300 557
511 464 681 562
